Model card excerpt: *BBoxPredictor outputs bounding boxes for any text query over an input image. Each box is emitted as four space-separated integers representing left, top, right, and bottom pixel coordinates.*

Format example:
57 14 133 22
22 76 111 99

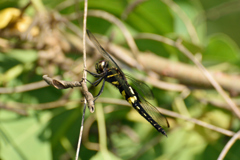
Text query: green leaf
6 49 38 63
0 64 24 84
0 110 52 160
203 34 240 65
91 150 121 160
126 0 173 34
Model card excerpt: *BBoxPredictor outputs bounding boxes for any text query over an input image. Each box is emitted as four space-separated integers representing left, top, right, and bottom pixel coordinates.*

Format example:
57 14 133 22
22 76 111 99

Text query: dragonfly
86 29 169 136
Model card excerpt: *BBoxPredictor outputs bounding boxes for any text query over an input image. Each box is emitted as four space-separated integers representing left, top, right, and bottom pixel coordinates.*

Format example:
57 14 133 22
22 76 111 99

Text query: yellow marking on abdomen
128 99 132 104
121 90 126 99
142 113 147 117
111 81 119 85
129 87 135 94
107 73 118 78
127 96 137 104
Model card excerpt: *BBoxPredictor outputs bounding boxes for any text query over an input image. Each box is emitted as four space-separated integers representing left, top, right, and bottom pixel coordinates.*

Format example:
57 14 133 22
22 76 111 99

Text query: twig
158 107 235 137
217 130 240 160
162 0 199 44
0 102 27 116
19 1 32 18
31 0 46 12
69 9 140 60
175 39 240 118
75 103 87 160
43 75 82 89
82 114 100 151
121 0 147 20
87 10 141 68
56 0 76 11
75 0 89 159
135 33 240 118
205 1 240 20
65 8 140 67
141 76 187 92
96 98 236 137
75 0 82 25
136 49 240 94
0 80 49 94
42 75 94 112
3 97 237 139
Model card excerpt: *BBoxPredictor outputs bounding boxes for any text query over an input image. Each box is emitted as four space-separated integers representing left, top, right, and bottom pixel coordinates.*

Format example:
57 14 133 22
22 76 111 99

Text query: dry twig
42 75 94 113
75 0 89 159
217 130 240 160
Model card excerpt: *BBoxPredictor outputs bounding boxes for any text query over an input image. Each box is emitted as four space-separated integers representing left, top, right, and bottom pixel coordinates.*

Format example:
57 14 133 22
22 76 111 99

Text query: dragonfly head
95 60 108 74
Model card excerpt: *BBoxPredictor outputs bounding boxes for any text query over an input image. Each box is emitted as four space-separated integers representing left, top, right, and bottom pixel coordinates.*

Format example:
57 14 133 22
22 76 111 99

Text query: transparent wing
125 74 154 100
87 29 121 71
138 94 170 128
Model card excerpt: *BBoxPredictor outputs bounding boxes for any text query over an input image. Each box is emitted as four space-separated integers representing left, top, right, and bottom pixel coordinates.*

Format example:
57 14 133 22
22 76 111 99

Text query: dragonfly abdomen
119 86 167 136
105 72 167 136
131 99 167 136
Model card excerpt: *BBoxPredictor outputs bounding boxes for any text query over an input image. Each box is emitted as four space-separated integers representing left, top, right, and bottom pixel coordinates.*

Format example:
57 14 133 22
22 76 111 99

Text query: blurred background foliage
0 0 240 160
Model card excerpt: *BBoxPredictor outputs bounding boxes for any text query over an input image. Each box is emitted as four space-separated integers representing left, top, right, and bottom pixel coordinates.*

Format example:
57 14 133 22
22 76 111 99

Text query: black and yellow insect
86 30 169 136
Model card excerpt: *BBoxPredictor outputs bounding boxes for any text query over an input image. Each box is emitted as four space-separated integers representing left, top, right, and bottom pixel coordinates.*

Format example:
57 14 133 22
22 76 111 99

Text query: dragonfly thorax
95 60 109 74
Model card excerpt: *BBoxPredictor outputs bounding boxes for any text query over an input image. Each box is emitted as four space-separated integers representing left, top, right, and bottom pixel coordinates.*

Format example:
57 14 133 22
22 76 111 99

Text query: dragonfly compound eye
96 60 108 74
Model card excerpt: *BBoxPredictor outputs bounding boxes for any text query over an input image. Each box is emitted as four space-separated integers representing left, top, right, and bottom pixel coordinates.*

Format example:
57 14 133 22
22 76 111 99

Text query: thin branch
96 98 236 137
56 0 79 11
82 115 100 151
67 9 140 62
31 0 46 12
75 103 87 160
140 76 187 92
75 0 89 159
162 0 200 44
87 10 141 68
42 75 94 113
158 107 235 137
205 1 240 20
19 1 32 18
175 39 240 118
0 80 49 94
43 75 82 89
194 93 240 111
3 97 237 139
0 102 27 116
121 0 147 20
217 130 240 160
135 33 240 118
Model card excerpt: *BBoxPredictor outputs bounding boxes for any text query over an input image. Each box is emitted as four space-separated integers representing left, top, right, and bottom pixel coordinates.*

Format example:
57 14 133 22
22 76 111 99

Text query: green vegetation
1 0 240 160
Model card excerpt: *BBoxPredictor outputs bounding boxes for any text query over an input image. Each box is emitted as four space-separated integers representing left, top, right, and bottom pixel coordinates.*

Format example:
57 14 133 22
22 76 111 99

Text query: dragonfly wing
125 74 154 100
138 94 170 128
87 30 120 70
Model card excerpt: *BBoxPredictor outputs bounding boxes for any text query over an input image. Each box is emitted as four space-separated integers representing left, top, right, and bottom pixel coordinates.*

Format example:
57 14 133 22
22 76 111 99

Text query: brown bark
138 53 240 95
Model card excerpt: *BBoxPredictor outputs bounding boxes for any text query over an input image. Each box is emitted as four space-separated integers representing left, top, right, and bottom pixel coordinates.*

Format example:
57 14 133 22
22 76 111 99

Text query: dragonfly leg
86 70 105 77
85 79 95 85
94 79 106 102
92 76 104 86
